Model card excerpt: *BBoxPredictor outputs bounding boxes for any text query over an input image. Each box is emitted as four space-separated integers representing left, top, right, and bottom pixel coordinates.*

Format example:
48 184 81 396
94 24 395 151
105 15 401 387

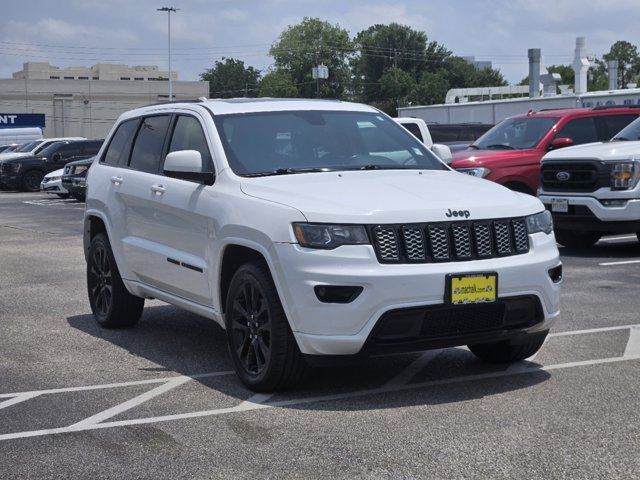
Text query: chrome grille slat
371 218 529 263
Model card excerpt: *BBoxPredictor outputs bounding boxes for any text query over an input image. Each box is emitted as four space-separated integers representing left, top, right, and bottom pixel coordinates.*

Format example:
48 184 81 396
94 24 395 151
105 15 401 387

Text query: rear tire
555 229 601 248
21 170 45 192
87 233 144 328
469 332 548 363
225 261 307 392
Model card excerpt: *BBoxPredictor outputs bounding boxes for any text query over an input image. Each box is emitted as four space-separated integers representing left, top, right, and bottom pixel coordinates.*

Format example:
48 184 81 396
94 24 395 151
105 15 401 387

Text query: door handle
150 184 166 195
110 176 123 185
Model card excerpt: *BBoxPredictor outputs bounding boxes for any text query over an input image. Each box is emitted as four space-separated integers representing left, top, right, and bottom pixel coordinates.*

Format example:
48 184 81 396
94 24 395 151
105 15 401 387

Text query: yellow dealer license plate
446 273 497 305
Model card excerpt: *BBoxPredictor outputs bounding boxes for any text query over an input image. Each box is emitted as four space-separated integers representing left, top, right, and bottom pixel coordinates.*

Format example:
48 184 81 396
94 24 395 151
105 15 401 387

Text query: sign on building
0 114 46 129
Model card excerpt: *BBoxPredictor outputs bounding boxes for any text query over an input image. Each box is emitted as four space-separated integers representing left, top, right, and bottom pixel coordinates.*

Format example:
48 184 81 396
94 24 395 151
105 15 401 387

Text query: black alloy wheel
22 170 44 192
88 243 113 319
229 276 272 376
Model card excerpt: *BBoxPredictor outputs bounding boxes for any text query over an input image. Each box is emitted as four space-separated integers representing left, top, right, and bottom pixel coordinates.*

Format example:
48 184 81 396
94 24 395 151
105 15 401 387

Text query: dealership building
0 62 209 139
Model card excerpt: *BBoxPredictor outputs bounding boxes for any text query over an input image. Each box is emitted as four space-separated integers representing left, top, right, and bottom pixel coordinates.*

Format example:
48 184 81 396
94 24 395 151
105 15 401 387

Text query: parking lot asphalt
1 192 639 479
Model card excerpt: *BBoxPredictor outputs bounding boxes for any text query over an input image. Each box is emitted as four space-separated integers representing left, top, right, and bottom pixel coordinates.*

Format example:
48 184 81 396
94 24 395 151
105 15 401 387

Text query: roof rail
592 104 640 110
144 98 208 107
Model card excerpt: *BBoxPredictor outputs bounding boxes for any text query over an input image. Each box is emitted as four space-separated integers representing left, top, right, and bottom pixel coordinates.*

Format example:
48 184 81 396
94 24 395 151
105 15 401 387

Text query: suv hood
451 148 535 168
240 170 543 223
543 141 640 161
0 152 31 162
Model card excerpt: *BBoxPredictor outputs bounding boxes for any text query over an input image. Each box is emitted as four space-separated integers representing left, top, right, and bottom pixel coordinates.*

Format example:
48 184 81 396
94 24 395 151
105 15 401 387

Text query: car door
141 113 216 305
49 143 82 173
115 114 173 290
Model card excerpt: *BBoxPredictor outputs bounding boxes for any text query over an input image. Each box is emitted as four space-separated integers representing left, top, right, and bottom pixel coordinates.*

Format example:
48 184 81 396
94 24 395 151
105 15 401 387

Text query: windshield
213 110 446 176
612 117 640 141
472 117 558 150
15 141 41 153
38 142 65 157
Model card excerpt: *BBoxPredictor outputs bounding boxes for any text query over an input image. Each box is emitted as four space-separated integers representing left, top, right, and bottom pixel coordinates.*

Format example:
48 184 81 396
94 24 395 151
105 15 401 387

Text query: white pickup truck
539 117 640 247
394 117 452 163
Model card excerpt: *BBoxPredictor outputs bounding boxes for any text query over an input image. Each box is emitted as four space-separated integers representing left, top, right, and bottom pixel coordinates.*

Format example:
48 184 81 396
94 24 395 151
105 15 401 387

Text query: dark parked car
0 139 102 192
428 123 494 150
62 156 95 201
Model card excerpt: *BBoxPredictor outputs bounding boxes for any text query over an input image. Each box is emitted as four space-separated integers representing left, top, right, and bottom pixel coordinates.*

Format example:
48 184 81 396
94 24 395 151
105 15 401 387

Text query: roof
509 106 640 119
122 98 378 120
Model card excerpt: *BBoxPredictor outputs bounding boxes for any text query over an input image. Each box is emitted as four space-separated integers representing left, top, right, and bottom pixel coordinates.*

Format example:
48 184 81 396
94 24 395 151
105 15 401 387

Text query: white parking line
598 259 640 266
0 325 638 442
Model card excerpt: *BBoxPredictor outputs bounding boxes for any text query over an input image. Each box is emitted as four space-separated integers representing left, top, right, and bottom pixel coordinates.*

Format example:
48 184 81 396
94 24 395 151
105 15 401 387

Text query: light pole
157 6 179 101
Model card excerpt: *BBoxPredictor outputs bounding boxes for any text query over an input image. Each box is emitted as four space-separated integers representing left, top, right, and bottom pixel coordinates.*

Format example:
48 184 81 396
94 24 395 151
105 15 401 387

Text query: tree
353 23 450 103
519 64 575 91
259 70 299 97
603 40 640 88
442 56 506 89
200 58 260 98
379 67 415 113
409 71 450 105
269 17 353 99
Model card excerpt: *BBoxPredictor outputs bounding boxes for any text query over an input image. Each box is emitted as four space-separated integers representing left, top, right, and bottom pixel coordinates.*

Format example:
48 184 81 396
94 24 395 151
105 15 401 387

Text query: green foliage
409 71 450 105
269 17 353 99
603 40 640 88
259 71 299 98
200 57 260 98
352 23 450 103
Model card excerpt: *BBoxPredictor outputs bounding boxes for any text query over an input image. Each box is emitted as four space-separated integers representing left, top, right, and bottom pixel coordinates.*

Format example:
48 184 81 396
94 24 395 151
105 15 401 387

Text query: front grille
370 218 529 264
0 163 13 174
541 161 609 192
369 296 543 346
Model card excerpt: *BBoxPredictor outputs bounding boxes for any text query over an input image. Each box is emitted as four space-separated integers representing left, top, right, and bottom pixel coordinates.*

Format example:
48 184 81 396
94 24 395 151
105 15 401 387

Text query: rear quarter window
102 118 141 166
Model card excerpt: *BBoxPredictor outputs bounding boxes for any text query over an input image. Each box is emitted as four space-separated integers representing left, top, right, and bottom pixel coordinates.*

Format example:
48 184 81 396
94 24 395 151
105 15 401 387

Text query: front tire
21 170 45 192
87 233 144 328
56 193 70 199
469 332 548 363
225 261 307 391
555 229 601 248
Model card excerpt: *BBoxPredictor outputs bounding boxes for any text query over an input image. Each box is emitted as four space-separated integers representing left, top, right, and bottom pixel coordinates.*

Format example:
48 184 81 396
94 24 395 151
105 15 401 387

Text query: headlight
293 223 369 249
456 167 491 178
610 160 640 190
526 210 553 235
75 166 88 175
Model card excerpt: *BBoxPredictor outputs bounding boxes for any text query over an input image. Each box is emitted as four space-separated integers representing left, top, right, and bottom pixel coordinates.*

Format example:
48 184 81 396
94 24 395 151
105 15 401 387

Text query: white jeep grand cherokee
84 98 561 391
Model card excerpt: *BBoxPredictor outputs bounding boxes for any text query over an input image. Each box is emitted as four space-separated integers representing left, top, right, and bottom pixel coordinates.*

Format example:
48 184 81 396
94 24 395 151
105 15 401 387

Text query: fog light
314 285 363 303
600 199 628 207
548 264 563 283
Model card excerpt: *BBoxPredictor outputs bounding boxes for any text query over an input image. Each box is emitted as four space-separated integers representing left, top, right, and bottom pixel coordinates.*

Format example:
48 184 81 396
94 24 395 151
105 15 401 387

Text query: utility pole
157 6 179 101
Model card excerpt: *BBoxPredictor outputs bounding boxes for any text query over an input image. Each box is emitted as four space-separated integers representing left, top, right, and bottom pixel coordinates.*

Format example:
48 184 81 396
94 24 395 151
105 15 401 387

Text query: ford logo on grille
556 171 571 181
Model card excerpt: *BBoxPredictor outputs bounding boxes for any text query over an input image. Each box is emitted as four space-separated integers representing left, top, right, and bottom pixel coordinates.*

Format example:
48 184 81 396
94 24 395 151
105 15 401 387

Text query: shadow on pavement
67 304 550 412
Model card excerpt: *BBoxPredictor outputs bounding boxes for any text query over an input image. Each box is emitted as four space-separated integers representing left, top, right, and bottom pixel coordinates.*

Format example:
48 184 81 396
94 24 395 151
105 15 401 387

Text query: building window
134 77 144 81
92 77 99 80
120 77 131 80
64 76 74 80
49 76 60 79
78 76 89 80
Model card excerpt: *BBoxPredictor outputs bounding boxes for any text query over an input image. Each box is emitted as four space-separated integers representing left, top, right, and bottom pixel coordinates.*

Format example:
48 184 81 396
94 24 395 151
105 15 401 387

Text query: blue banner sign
0 113 46 129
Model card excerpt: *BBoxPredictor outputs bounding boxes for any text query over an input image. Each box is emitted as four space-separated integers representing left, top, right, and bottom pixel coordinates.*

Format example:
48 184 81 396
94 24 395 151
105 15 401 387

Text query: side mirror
164 150 214 185
549 137 574 150
431 144 453 164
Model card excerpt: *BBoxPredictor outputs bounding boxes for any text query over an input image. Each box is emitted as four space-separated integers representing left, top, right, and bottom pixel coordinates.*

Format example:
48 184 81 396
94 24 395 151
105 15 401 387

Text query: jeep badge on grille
445 209 471 218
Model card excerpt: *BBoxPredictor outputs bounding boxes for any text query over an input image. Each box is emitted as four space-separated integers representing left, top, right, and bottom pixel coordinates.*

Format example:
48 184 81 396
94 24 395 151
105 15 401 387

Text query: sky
1 0 639 85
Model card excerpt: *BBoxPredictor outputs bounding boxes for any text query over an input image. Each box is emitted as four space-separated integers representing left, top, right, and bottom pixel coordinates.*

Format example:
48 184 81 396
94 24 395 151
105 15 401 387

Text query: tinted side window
557 118 598 145
58 144 83 159
603 114 638 138
129 115 171 174
102 119 140 166
82 140 103 156
400 122 423 142
167 116 214 172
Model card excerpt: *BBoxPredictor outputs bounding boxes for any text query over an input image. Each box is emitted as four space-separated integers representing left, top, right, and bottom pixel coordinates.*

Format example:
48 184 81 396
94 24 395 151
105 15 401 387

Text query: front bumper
539 194 640 233
0 173 20 190
271 232 561 355
41 177 68 194
62 176 86 196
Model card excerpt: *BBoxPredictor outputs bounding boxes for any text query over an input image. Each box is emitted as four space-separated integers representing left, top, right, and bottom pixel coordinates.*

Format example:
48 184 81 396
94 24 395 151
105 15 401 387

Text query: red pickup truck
451 106 640 194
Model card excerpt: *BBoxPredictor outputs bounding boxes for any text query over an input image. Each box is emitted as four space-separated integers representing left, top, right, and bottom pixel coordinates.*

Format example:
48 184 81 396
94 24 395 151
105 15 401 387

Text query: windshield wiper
613 137 631 141
467 144 480 150
242 167 334 177
484 144 516 150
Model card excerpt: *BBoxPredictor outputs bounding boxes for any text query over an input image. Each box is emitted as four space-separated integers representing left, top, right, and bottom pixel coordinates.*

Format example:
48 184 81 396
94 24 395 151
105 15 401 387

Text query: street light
157 6 180 101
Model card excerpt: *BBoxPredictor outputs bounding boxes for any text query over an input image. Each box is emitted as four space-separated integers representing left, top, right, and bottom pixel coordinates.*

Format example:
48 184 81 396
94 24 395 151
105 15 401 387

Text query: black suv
0 140 103 192
62 156 95 201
